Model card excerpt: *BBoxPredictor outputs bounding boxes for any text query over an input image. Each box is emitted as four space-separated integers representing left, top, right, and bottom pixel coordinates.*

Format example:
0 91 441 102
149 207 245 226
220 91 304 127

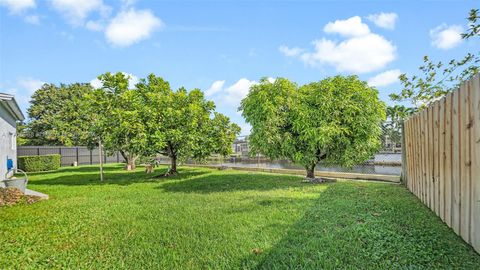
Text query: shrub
18 154 61 172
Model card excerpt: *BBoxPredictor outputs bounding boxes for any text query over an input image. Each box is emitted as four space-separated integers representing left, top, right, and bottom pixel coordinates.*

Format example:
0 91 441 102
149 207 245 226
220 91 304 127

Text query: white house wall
0 103 17 186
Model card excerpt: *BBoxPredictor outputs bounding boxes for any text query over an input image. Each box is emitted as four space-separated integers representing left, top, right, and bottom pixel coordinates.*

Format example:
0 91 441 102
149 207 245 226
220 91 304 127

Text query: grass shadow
29 166 209 187
159 172 309 194
240 182 480 269
24 163 127 176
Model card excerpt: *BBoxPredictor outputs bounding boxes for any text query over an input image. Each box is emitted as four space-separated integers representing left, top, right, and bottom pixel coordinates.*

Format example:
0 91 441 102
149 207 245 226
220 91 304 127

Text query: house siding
0 103 17 187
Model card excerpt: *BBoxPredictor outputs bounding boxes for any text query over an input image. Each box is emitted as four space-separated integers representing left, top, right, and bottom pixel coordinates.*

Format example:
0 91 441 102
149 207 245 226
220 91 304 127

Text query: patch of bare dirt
0 187 42 207
302 177 336 184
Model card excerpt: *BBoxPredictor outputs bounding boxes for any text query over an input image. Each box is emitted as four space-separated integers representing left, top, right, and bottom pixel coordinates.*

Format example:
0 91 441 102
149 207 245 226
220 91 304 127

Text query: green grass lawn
1 164 479 269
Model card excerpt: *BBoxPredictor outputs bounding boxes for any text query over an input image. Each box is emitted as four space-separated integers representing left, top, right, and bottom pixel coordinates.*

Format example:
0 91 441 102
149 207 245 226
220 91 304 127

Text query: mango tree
26 83 94 146
240 76 386 180
95 72 148 170
137 74 240 175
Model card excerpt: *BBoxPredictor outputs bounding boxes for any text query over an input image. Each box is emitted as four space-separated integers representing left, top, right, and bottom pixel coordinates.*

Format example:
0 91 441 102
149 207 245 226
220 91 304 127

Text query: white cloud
366 12 398 30
85 20 104 31
281 16 396 74
60 31 74 41
223 78 256 104
17 77 46 94
120 0 136 8
126 73 139 87
206 78 257 105
205 80 225 96
7 77 46 111
47 1 163 47
0 0 35 14
278 45 303 57
323 16 370 37
105 8 164 47
430 24 463 50
24 14 40 24
90 78 103 89
50 0 110 25
367 69 401 87
90 72 139 89
299 34 396 73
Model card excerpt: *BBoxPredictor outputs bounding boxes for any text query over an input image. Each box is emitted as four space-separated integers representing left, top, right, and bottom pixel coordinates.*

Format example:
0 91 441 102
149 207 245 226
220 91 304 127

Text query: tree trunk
98 139 104 182
165 156 178 176
306 164 315 179
119 151 137 171
125 155 137 171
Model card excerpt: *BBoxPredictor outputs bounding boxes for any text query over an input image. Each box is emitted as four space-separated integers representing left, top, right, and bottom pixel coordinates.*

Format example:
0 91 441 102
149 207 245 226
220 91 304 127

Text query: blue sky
0 0 478 135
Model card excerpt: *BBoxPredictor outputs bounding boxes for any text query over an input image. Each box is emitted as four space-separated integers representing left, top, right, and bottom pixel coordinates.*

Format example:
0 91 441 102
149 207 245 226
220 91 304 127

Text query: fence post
400 120 407 186
117 152 120 163
59 147 62 166
90 149 93 165
37 147 40 156
76 147 79 164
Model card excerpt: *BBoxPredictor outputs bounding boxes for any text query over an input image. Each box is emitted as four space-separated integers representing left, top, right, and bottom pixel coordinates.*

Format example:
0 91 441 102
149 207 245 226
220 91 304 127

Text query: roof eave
0 93 25 121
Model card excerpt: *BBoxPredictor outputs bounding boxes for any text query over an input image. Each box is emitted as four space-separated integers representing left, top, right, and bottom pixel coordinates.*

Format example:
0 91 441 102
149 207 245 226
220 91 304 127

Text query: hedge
18 154 61 172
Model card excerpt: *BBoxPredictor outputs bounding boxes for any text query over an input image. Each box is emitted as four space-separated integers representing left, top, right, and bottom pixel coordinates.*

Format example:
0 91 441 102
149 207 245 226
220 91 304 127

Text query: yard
1 164 479 269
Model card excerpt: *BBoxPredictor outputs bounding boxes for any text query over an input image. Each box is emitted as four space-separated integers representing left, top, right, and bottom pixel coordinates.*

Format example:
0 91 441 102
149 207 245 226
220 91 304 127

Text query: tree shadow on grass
240 182 480 269
25 164 127 176
158 172 308 194
30 166 209 187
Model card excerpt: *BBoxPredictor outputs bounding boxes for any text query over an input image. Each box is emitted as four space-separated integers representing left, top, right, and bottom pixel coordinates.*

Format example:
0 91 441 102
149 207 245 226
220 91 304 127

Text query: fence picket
452 89 461 234
459 84 470 241
444 93 453 227
439 98 445 221
471 74 480 251
422 110 428 203
427 107 435 211
414 114 419 198
433 101 440 215
419 111 424 202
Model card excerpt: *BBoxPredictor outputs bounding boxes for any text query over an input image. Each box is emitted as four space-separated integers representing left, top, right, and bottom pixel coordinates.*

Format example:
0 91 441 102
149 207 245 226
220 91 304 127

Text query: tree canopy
136 74 240 175
87 72 149 170
25 83 94 146
23 72 240 176
240 76 386 179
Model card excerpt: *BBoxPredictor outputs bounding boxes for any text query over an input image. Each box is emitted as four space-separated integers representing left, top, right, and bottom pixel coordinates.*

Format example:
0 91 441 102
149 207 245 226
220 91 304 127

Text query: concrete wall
0 103 17 187
374 153 402 164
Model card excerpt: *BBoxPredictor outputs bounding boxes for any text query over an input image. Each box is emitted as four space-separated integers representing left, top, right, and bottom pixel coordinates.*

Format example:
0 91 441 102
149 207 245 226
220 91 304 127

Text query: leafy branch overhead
462 8 479 39
390 8 479 108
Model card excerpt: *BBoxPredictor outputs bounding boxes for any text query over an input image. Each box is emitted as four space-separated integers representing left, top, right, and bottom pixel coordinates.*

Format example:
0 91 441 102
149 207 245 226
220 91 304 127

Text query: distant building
0 93 25 184
232 136 249 157
382 134 402 153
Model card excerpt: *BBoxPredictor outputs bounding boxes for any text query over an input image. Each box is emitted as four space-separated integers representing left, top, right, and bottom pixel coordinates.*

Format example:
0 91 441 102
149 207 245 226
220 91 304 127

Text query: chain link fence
185 121 403 176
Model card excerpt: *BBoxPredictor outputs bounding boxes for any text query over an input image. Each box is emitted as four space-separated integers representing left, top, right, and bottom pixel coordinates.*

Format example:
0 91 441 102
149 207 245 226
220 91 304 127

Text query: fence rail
17 146 125 166
403 73 480 253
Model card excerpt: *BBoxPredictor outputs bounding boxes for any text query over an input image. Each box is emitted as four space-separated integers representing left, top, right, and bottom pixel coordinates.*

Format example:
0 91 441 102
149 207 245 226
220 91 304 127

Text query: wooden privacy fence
403 74 480 253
